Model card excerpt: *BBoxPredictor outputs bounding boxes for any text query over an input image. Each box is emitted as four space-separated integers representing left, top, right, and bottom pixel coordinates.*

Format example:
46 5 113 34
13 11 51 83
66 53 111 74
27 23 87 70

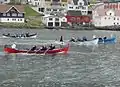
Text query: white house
0 5 25 23
0 0 10 4
30 0 41 6
92 2 120 27
67 0 88 15
42 14 67 28
31 0 67 15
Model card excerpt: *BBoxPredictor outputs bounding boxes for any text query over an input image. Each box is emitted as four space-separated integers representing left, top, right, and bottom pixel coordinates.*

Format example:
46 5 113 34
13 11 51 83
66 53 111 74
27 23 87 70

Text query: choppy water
0 28 120 87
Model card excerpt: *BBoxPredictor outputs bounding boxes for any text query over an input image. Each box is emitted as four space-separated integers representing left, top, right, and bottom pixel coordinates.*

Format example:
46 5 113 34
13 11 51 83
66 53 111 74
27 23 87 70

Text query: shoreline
0 23 120 31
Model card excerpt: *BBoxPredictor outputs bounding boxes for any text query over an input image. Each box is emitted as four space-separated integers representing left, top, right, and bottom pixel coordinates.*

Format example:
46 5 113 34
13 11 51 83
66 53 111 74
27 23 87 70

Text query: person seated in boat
21 33 25 37
70 37 76 42
30 45 37 51
11 43 17 49
76 37 82 42
7 33 10 36
49 44 55 50
25 32 29 37
92 35 97 39
41 46 47 51
103 36 107 39
99 37 103 40
82 36 87 41
15 33 19 38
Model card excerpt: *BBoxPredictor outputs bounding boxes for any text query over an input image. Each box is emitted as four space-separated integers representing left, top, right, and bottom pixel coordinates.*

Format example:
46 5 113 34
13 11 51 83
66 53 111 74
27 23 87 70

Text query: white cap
11 44 16 49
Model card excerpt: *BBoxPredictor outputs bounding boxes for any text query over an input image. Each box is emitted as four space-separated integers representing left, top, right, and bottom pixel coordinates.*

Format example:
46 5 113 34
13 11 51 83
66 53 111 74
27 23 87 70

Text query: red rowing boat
4 44 69 55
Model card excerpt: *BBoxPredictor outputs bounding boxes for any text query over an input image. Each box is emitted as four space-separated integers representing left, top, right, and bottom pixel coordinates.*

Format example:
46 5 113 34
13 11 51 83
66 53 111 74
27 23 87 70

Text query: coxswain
60 36 63 42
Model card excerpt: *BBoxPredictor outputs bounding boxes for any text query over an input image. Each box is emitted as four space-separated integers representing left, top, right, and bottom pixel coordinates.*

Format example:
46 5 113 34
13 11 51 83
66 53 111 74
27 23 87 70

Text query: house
0 0 10 4
65 10 91 26
31 0 67 15
42 14 67 28
67 0 88 15
0 5 24 23
30 0 41 6
92 2 120 27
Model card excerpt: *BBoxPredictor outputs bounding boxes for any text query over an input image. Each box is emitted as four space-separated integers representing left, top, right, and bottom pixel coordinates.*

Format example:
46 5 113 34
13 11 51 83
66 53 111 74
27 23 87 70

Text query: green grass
25 5 40 17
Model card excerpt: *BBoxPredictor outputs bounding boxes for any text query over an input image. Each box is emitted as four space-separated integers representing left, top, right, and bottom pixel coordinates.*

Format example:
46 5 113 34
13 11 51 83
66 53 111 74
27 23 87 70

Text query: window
20 19 22 21
12 19 16 21
35 2 37 5
46 8 51 11
79 3 82 5
12 13 17 16
7 19 9 21
69 7 73 9
105 17 106 19
117 18 119 20
110 13 112 15
117 23 119 25
49 18 53 20
114 23 115 25
3 13 6 16
48 22 53 26
18 13 23 17
55 22 59 26
7 13 10 16
114 18 115 20
53 9 57 11
55 18 59 21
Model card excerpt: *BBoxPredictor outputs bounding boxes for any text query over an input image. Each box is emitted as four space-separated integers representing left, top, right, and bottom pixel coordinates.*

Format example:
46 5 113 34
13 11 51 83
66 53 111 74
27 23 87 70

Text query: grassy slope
25 5 40 17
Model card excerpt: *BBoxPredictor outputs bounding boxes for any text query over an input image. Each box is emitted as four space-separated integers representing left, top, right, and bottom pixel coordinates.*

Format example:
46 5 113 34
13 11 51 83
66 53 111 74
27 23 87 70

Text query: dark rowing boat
2 33 37 38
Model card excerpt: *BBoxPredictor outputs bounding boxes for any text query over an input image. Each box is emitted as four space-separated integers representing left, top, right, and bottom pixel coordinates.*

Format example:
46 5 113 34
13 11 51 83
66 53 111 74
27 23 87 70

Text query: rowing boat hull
4 45 69 55
2 33 37 38
54 39 98 46
72 38 99 46
98 37 116 44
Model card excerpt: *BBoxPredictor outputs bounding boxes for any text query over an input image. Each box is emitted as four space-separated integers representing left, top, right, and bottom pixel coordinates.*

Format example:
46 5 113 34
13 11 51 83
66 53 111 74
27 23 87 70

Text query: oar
41 48 50 55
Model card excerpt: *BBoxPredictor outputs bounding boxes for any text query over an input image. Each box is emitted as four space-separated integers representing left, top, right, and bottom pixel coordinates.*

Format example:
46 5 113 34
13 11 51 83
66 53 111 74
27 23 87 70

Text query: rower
41 46 47 51
70 37 76 42
76 37 82 41
103 36 107 39
82 36 87 41
49 44 55 50
30 45 37 51
25 32 29 37
11 43 17 49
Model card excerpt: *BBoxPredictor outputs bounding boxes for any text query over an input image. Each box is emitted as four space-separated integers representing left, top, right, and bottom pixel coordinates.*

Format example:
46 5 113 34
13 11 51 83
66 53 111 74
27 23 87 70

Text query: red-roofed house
92 2 120 27
0 5 25 23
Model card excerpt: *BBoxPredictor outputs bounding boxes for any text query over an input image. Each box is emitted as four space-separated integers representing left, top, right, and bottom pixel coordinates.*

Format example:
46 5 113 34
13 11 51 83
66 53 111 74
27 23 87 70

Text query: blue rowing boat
98 36 116 44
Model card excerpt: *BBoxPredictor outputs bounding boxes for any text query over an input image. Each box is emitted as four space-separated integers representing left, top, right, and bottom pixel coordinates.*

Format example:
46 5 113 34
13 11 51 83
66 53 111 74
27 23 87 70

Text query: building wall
0 0 10 4
66 16 91 23
1 18 24 23
92 3 120 27
42 16 67 27
67 0 88 15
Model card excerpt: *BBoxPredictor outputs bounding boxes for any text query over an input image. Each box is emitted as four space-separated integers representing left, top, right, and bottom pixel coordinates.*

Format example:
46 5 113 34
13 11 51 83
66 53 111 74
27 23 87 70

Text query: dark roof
67 10 82 16
0 5 24 13
73 0 88 5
